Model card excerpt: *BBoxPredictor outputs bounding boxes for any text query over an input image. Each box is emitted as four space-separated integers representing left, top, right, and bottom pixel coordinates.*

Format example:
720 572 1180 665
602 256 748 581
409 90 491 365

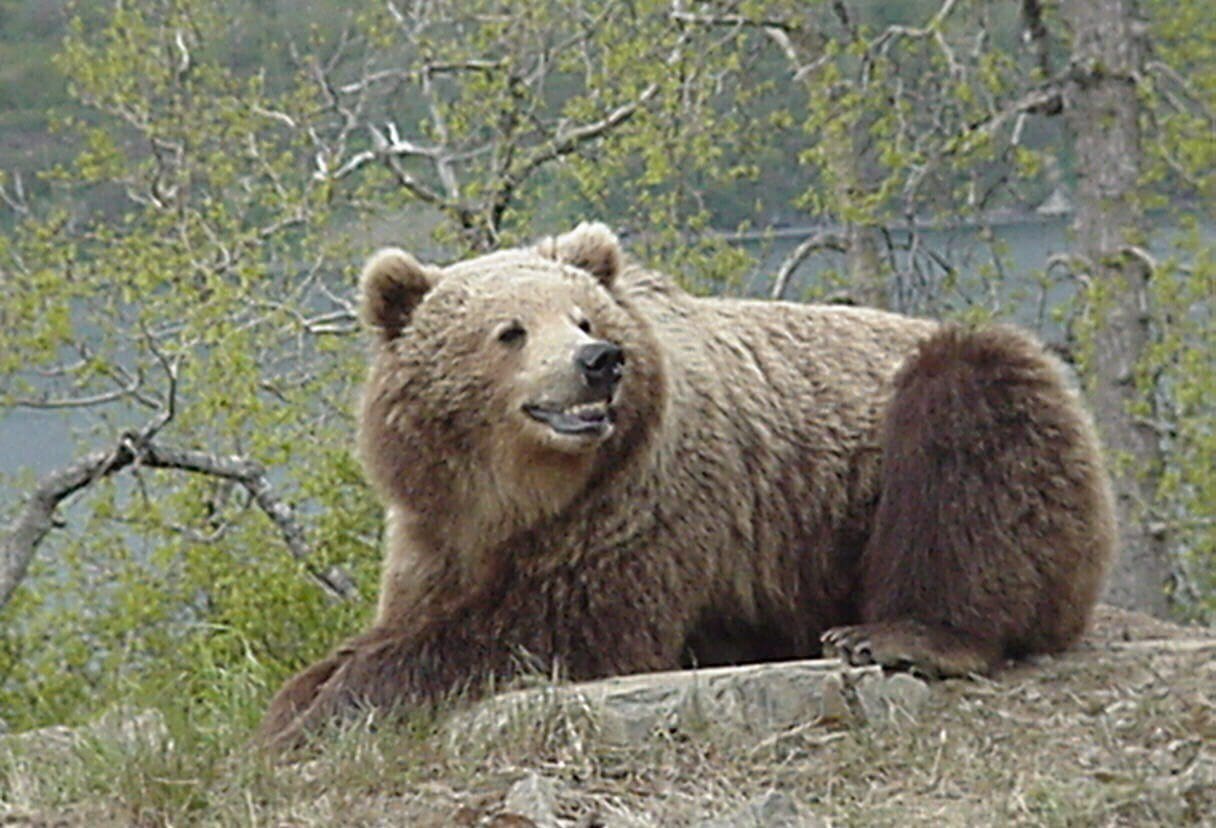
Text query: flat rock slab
449 658 929 748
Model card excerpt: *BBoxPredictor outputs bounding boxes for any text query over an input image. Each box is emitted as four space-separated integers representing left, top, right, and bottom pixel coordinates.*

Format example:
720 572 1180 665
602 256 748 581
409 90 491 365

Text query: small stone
487 816 540 828
816 673 853 723
597 807 655 828
502 772 560 828
695 790 815 828
853 672 930 724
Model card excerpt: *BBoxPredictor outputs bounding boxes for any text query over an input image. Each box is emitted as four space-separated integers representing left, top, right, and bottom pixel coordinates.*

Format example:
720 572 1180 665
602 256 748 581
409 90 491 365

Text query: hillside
1 605 1212 826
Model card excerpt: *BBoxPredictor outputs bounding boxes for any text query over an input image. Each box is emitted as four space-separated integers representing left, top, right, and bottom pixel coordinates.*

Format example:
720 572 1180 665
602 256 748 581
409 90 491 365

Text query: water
1 407 77 494
734 215 1075 327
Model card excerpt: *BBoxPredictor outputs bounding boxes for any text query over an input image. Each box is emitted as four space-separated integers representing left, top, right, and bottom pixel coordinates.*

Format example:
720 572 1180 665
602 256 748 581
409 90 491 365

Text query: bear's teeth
565 402 608 419
523 401 612 435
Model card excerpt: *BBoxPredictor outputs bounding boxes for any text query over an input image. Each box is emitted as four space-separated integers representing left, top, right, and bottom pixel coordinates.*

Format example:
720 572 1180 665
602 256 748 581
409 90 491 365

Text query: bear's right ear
359 248 435 339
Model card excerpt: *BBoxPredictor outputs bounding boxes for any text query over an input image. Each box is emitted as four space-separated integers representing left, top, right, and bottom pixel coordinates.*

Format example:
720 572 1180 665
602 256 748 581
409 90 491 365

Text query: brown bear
258 222 1116 747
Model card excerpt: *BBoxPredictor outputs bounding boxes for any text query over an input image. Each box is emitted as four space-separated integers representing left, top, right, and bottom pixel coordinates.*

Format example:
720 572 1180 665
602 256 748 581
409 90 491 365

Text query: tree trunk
1063 0 1170 615
822 126 886 309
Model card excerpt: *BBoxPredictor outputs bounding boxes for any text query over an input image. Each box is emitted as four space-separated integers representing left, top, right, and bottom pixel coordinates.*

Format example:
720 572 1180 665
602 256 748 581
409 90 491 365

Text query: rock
597 808 655 828
486 815 542 827
695 790 816 828
2 706 168 761
816 673 852 723
501 772 560 828
91 706 170 751
854 671 931 724
4 723 79 759
450 658 927 752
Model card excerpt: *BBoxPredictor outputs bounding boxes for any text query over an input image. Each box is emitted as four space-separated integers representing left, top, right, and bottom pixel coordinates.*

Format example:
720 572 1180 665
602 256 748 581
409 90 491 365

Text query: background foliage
0 0 1212 731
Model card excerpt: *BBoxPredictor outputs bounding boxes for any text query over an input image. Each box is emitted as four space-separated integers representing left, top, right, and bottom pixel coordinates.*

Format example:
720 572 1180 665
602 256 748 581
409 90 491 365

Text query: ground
1 606 1213 826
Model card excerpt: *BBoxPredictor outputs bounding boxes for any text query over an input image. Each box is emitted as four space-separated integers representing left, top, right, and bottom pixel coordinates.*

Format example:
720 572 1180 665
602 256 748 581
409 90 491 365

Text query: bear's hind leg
827 325 1114 678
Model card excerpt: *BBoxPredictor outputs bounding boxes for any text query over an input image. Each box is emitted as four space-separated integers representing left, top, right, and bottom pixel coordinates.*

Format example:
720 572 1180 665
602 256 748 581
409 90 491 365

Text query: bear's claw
821 620 998 679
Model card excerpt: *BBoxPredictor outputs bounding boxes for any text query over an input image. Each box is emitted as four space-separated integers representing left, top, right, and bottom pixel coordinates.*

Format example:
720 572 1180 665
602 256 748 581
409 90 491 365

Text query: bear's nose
575 341 625 391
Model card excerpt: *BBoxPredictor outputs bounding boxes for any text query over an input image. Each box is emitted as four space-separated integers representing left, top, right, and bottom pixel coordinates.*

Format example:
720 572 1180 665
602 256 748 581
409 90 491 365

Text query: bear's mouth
523 400 614 438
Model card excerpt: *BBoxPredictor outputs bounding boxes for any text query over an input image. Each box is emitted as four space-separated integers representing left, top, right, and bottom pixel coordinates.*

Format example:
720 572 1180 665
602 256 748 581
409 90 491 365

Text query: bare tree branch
669 10 799 30
133 441 358 601
870 0 961 54
1 426 358 612
1146 59 1216 122
507 82 661 187
901 81 1064 206
1 446 132 609
1021 0 1054 78
10 372 143 410
771 230 848 300
0 170 29 216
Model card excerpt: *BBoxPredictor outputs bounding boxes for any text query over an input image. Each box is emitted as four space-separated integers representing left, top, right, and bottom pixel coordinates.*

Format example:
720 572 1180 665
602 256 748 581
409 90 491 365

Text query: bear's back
619 266 937 444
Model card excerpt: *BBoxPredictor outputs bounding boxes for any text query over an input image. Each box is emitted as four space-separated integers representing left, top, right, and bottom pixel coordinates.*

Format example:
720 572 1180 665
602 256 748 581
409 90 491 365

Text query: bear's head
356 223 664 536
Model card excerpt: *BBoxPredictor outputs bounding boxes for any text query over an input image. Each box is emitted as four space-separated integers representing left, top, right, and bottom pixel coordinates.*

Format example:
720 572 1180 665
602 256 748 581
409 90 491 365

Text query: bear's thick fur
259 223 1116 746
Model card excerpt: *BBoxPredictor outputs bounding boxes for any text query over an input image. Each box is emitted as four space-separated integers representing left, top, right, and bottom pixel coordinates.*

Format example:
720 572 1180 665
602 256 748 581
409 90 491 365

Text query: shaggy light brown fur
259 223 1116 747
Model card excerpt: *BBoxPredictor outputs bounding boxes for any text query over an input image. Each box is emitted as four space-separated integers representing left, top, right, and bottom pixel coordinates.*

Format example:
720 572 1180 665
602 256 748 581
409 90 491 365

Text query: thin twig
1 424 358 611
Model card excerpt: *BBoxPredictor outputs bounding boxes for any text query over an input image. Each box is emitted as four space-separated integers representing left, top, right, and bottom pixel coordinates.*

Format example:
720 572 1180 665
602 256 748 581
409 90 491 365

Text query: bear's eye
497 322 527 346
576 318 592 335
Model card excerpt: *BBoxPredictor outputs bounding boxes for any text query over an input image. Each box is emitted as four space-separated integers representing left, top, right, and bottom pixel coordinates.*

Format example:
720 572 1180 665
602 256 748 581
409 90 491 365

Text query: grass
2 607 1214 825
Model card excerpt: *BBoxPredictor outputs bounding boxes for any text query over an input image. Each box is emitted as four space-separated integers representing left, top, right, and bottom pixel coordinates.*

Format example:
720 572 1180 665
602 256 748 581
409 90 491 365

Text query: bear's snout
575 341 624 393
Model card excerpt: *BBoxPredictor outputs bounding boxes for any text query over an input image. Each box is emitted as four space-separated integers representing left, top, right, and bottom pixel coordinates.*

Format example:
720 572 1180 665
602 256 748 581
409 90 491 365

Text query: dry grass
2 607 1213 826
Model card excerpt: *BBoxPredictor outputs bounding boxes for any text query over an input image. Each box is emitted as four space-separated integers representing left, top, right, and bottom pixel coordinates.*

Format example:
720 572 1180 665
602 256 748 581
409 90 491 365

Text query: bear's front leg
257 649 352 746
257 573 682 750
256 614 502 751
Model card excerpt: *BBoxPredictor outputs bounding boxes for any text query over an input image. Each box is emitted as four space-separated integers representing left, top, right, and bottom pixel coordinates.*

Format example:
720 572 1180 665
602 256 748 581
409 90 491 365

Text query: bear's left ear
359 248 436 339
537 222 622 288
